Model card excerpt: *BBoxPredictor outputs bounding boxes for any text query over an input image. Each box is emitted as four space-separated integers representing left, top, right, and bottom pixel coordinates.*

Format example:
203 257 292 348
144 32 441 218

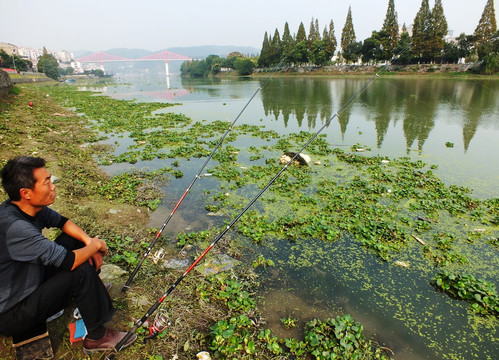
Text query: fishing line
105 55 408 359
122 53 292 291
107 47 412 359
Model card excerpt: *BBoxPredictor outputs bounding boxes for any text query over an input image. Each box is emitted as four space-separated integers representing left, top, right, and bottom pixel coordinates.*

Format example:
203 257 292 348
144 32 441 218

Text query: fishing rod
122 55 291 292
105 59 395 360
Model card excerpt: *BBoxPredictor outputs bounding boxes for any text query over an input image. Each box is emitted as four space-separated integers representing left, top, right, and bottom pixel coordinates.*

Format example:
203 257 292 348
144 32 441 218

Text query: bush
479 53 499 75
235 58 255 76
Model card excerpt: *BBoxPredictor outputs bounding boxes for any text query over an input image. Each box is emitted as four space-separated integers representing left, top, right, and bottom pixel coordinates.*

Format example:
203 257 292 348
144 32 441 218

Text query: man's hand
93 236 108 255
89 251 104 271
72 236 108 271
88 236 107 270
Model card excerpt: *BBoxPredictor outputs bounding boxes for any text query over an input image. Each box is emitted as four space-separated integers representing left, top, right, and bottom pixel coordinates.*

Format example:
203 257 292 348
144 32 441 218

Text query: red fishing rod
121 56 291 292
106 63 386 360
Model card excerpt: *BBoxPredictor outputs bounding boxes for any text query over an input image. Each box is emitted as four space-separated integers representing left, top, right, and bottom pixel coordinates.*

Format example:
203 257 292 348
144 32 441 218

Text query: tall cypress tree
308 18 321 48
281 22 294 61
412 0 432 62
292 22 309 64
258 32 270 67
341 6 357 54
269 28 282 65
324 20 338 60
381 0 399 56
296 22 307 43
429 0 448 62
474 0 497 44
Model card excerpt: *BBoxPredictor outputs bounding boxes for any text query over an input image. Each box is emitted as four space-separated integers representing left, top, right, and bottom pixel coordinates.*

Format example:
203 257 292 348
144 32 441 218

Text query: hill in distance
73 46 259 60
166 45 259 59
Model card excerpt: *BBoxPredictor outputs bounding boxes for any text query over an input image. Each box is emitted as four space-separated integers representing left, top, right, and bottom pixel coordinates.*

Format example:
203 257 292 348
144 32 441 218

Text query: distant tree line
257 0 497 74
181 52 257 77
181 0 497 77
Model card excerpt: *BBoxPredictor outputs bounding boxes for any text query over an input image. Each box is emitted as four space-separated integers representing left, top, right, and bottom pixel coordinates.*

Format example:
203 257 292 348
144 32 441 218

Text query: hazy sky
1 0 491 52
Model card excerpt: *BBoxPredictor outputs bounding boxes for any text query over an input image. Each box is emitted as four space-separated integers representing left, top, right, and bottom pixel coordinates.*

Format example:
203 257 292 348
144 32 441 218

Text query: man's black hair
1 156 46 201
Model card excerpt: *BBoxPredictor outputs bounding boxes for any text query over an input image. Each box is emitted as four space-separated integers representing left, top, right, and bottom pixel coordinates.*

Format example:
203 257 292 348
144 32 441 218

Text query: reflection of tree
359 80 406 148
336 79 356 139
402 80 440 152
460 81 499 152
180 76 221 96
260 77 498 154
260 78 333 129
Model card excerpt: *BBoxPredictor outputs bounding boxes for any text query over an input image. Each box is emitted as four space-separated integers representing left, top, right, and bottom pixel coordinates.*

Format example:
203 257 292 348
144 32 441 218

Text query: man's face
25 167 56 207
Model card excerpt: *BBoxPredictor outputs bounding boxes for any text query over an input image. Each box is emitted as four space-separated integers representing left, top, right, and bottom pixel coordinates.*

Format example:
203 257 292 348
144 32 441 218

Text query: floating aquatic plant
434 272 499 316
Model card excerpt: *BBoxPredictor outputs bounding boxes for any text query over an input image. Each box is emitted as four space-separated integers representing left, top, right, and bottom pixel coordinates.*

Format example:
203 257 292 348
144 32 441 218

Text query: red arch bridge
77 50 192 78
77 50 193 95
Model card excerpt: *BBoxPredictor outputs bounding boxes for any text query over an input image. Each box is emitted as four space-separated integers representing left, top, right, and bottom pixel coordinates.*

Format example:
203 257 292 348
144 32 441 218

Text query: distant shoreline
251 63 499 77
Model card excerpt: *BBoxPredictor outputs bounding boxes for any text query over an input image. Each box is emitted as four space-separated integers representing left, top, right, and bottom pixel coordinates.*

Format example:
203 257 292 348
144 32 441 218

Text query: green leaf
246 341 256 354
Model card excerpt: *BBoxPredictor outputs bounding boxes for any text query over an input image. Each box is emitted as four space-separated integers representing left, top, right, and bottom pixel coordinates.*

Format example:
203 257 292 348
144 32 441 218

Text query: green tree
308 18 321 48
181 60 208 77
258 32 271 67
59 67 71 76
381 0 399 58
205 54 223 74
290 40 309 65
291 23 308 64
268 28 282 65
281 22 295 62
309 39 330 65
222 52 244 69
37 47 60 80
429 0 448 62
476 30 499 73
394 25 413 64
296 22 307 43
412 0 432 62
234 58 255 75
343 41 362 63
0 50 31 71
324 20 338 61
442 42 460 63
456 33 474 59
474 0 497 44
341 6 357 62
361 31 384 64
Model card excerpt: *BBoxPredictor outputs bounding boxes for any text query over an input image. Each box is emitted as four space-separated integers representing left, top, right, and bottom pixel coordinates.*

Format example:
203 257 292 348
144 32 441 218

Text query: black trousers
0 233 115 343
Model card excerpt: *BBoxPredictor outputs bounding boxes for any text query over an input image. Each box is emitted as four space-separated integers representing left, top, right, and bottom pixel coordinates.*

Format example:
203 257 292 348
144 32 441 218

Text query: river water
96 67 498 359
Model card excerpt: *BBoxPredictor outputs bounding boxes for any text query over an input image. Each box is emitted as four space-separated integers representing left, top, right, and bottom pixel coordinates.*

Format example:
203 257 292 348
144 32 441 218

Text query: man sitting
0 156 136 359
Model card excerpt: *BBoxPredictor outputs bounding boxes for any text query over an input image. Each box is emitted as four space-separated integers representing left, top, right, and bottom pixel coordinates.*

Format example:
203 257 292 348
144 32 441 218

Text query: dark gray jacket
0 200 71 313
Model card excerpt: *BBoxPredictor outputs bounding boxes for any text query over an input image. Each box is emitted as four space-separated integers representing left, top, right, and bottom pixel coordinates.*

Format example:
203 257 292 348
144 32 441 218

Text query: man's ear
19 188 32 200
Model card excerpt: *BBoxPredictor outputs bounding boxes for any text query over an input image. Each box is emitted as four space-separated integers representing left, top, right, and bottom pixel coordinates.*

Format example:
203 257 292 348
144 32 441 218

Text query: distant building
71 61 85 74
1 42 75 68
56 50 75 63
444 30 457 43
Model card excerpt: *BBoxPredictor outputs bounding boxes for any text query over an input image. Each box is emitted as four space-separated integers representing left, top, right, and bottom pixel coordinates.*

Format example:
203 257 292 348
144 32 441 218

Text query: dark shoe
13 331 54 360
83 328 137 354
